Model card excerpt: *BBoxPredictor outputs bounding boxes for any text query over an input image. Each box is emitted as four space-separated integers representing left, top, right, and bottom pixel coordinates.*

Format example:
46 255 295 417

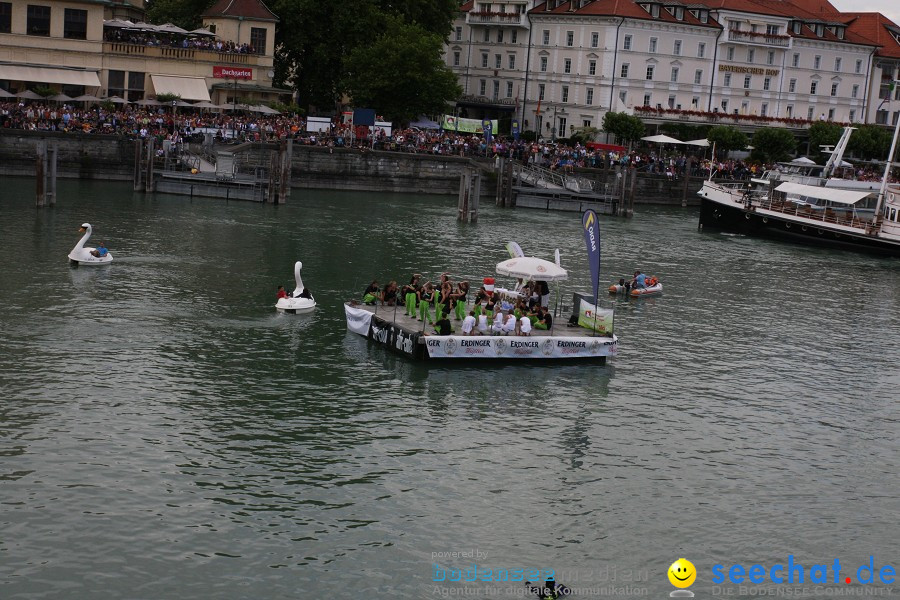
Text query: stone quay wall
0 131 704 205
0 130 136 180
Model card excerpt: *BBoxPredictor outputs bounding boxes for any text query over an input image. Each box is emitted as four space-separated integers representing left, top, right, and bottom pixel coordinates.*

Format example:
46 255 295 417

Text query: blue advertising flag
582 210 601 302
482 119 493 143
511 119 520 141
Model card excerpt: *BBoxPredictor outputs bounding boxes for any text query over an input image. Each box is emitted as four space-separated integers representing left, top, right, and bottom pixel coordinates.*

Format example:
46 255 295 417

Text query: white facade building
445 0 899 136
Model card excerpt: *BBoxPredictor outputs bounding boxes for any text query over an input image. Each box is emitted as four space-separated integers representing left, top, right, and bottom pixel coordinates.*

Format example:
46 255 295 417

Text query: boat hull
698 196 900 257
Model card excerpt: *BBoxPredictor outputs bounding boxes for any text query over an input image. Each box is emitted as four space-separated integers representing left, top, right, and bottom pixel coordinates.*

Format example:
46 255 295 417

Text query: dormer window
815 24 824 37
826 25 836 35
836 27 845 39
640 3 651 14
665 5 674 15
699 10 708 23
689 9 698 18
650 5 660 18
676 7 684 20
793 21 801 34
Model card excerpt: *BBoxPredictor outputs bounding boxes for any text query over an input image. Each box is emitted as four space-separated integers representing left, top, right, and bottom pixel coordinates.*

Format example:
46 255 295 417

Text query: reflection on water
0 178 897 599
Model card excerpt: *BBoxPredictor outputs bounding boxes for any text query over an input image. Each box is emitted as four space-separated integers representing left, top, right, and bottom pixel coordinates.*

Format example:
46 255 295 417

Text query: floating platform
513 187 617 214
345 303 618 362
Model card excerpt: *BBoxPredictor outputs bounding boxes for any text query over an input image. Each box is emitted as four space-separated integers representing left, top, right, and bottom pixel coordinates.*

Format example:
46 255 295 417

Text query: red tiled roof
843 13 900 58
529 0 721 29
460 1 474 12
202 0 277 21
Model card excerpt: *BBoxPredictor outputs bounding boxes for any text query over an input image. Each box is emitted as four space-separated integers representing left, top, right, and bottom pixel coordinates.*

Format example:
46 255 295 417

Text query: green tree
271 0 458 111
847 125 893 161
806 121 842 161
707 126 748 157
341 18 461 123
145 0 214 29
750 128 797 163
602 112 645 145
570 126 601 144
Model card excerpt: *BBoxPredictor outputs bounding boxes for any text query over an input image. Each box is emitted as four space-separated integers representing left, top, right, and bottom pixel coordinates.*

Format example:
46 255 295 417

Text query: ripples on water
1 179 897 598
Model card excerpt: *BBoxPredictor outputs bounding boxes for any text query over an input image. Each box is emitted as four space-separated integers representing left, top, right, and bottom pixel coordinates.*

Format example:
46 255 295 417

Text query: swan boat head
68 222 113 266
275 260 316 313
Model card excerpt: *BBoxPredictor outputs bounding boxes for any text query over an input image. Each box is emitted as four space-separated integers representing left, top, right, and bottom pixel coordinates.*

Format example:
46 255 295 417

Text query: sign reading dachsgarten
213 66 253 79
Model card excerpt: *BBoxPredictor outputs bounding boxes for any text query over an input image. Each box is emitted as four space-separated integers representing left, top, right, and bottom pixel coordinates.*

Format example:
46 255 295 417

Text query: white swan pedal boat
68 223 113 266
276 261 316 314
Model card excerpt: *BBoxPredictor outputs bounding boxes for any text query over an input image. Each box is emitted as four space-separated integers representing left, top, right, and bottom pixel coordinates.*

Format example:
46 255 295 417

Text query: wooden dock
345 302 618 362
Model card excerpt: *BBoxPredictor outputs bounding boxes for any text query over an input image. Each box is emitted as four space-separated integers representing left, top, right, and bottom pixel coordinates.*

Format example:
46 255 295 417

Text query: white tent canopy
642 134 683 144
496 256 568 282
251 104 281 115
775 182 872 205
789 156 818 165
156 23 189 34
684 138 710 147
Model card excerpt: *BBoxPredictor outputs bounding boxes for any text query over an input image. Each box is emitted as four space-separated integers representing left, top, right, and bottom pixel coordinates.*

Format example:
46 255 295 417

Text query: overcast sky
830 0 900 26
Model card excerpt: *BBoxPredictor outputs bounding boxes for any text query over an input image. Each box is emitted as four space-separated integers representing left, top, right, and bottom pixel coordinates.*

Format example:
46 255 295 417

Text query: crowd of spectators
1 100 896 183
104 29 257 54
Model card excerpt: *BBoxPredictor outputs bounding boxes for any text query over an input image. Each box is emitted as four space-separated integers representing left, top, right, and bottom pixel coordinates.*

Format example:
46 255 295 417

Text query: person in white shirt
492 312 506 335
477 313 489 335
519 315 532 336
503 312 517 335
461 311 476 336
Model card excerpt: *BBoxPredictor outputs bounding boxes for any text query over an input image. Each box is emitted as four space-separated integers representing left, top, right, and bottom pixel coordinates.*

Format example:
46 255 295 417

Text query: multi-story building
445 0 899 137
845 12 900 125
447 0 537 124
0 0 288 107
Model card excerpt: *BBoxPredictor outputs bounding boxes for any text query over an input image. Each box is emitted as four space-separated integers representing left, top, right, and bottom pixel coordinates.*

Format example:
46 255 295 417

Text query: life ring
785 222 791 229
762 217 768 223
713 210 721 219
817 229 824 235
745 213 751 220
801 226 808 232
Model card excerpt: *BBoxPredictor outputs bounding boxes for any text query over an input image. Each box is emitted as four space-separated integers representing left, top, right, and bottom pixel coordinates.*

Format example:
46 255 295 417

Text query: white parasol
496 256 568 282
641 134 683 144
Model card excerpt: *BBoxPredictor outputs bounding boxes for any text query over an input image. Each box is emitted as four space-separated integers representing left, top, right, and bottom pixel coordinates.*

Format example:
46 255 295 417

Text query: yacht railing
755 193 869 229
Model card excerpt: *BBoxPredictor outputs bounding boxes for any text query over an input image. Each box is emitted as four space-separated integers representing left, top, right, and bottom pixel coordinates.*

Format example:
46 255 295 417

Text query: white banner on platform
345 304 374 336
424 335 617 359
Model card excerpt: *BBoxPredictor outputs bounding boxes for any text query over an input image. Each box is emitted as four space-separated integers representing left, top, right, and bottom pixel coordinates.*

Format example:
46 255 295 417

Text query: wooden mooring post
144 137 155 192
494 157 515 207
133 138 143 191
457 167 481 222
35 140 58 208
681 157 694 207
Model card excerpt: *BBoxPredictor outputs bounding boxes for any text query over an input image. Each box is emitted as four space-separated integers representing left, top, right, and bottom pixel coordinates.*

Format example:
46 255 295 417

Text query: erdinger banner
369 316 423 359
424 335 616 359
574 293 614 336
344 304 374 336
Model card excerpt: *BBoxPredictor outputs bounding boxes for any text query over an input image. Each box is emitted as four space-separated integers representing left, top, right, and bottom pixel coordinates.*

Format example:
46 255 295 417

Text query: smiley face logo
668 558 696 588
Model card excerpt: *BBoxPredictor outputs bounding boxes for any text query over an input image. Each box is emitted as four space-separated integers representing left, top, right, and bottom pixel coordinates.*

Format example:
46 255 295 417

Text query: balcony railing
466 12 528 27
104 43 258 65
633 106 834 128
727 30 791 47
